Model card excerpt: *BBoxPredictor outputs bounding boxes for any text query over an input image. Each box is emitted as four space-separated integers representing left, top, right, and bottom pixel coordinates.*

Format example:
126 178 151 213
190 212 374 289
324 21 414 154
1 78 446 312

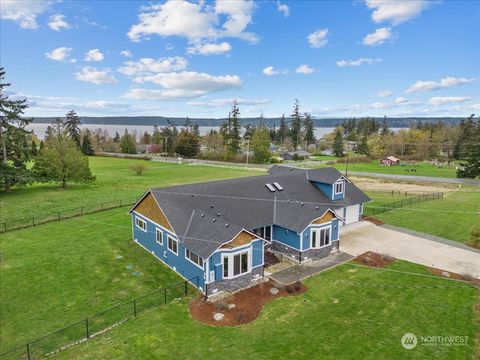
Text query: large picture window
311 227 331 248
185 249 203 268
167 236 178 255
135 217 146 232
222 250 250 278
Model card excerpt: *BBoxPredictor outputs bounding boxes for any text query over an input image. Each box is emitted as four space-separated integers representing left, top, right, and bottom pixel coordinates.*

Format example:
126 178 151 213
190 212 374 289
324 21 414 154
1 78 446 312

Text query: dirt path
351 176 456 193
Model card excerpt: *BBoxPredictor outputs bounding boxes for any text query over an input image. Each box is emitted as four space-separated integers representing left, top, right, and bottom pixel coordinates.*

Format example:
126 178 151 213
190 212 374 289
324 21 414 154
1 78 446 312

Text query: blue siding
272 225 301 250
301 219 340 250
208 239 264 282
131 212 205 290
332 185 344 200
312 181 333 199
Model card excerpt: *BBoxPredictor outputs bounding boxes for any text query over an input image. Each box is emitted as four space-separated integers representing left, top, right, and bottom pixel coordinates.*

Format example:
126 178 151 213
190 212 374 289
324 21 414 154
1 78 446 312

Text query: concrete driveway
340 222 480 279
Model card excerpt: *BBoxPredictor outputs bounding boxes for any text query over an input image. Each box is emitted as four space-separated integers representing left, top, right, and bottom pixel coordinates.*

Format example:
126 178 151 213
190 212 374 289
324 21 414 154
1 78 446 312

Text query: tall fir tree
457 117 480 178
290 99 303 149
380 115 390 136
303 112 316 145
0 67 31 192
333 127 344 157
251 124 271 164
30 139 38 156
65 110 81 148
81 129 95 155
120 129 137 154
278 114 289 144
220 101 242 160
357 133 370 156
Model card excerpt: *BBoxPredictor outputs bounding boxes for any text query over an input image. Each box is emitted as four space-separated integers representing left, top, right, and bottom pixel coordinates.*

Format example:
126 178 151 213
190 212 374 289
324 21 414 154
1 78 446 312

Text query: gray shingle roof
133 166 370 259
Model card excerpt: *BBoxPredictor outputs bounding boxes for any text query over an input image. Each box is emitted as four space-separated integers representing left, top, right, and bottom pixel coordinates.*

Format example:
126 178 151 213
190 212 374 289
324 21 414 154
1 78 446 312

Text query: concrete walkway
269 252 354 285
343 171 480 186
340 222 480 278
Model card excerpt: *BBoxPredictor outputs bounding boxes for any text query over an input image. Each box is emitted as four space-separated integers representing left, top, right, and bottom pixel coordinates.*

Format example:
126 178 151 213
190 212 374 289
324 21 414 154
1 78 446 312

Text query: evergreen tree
251 125 271 163
333 127 344 157
290 99 302 149
113 131 120 143
303 112 316 145
33 120 95 189
457 117 480 178
453 115 476 160
81 129 95 155
175 129 200 157
151 125 162 145
278 114 289 143
357 133 370 156
30 139 38 156
243 124 255 141
192 123 200 137
380 116 390 136
140 131 151 145
0 67 31 192
65 110 81 148
220 101 242 160
120 129 137 154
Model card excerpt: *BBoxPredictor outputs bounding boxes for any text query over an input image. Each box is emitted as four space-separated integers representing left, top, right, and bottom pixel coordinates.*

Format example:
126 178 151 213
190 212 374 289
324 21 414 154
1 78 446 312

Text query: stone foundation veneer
206 266 264 296
271 240 339 263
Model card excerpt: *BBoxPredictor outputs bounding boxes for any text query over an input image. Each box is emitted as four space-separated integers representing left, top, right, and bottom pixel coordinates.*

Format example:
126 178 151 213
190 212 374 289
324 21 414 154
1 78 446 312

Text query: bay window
310 227 331 248
222 250 250 278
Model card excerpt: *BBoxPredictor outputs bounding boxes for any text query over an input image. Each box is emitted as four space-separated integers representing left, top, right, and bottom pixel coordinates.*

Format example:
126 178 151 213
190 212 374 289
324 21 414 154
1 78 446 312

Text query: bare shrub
130 163 147 176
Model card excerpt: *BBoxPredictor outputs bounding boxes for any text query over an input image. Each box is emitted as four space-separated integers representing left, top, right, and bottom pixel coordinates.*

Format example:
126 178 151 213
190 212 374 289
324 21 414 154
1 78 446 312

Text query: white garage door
345 205 360 225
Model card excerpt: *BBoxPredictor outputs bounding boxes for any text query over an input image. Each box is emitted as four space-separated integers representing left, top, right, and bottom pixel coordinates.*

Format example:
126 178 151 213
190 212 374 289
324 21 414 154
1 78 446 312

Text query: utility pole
246 139 250 164
345 142 350 177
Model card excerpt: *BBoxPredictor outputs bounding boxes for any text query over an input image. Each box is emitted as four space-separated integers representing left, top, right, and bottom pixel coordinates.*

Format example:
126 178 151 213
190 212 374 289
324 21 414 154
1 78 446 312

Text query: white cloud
427 96 472 106
365 0 430 26
118 57 188 76
336 58 382 67
48 14 71 31
186 41 232 55
394 96 409 104
74 67 118 85
120 50 133 58
277 1 289 17
406 76 476 93
471 103 480 110
84 49 104 62
307 28 328 48
377 90 393 97
127 0 256 43
0 0 51 29
295 64 315 74
262 66 288 76
188 98 270 107
363 27 392 46
125 71 242 100
45 47 73 61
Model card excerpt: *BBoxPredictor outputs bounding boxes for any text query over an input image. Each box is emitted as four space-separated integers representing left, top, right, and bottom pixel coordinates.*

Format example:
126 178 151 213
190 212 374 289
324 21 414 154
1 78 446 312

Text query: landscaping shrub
469 224 480 248
293 282 302 291
286 285 295 293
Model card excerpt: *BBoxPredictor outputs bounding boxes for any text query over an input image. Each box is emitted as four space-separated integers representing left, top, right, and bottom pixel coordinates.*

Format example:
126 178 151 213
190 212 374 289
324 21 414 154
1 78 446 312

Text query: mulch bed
362 216 385 225
189 281 307 327
353 251 395 268
426 267 480 285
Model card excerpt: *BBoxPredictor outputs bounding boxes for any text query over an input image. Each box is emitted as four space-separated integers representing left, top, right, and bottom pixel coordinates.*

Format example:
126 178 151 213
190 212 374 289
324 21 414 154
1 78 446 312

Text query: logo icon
401 333 418 349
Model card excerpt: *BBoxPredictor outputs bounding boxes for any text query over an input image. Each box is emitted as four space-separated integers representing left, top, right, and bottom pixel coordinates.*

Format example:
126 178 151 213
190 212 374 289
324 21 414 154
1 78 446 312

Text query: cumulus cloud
394 97 409 104
363 27 392 46
377 90 393 97
124 71 242 100
188 98 270 107
84 49 104 62
127 0 256 44
277 1 289 17
0 0 51 29
118 57 188 76
120 50 133 58
295 64 315 74
262 66 287 76
48 14 71 31
406 76 476 93
307 28 329 48
365 0 431 25
427 96 472 106
186 41 232 55
74 67 118 85
336 58 382 67
45 47 73 61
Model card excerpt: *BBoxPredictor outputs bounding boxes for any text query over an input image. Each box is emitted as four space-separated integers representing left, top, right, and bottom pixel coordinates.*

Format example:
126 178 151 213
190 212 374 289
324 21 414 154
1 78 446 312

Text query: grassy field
372 191 480 245
0 156 262 224
1 208 478 359
329 160 458 178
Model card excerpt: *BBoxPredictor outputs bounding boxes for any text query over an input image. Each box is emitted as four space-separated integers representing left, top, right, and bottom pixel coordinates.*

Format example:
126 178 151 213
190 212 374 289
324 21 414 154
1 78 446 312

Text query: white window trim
185 249 204 269
135 217 147 232
167 235 178 255
155 228 163 245
222 249 251 280
334 180 344 195
310 226 332 249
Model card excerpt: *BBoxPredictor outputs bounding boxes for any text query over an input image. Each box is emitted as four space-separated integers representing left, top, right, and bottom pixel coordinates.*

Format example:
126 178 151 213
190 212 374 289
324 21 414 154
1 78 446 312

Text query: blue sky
1 0 479 118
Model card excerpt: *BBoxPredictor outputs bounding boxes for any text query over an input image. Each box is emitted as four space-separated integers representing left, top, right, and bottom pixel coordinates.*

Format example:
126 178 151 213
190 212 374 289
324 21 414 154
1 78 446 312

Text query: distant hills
30 116 466 128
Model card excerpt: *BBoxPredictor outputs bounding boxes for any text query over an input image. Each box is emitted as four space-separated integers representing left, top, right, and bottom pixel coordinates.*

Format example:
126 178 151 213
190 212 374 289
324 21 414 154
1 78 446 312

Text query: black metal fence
0 197 140 233
0 277 199 360
366 192 444 216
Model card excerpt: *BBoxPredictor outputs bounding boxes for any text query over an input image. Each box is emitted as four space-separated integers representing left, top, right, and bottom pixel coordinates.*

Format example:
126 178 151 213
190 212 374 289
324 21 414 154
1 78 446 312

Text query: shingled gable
129 191 174 232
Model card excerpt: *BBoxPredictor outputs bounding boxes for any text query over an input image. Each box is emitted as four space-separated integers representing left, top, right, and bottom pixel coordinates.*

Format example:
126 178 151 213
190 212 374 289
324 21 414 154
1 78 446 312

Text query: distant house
281 150 310 161
380 156 400 166
129 166 370 296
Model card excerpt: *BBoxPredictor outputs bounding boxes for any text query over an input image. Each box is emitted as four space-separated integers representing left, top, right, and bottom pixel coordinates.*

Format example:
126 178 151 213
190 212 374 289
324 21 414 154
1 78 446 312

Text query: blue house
129 166 370 296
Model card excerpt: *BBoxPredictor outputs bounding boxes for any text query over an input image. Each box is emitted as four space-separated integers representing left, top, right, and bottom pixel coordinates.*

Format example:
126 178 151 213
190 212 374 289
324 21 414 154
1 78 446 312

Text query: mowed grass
55 261 479 360
329 160 458 178
372 191 480 244
0 207 184 352
0 156 262 223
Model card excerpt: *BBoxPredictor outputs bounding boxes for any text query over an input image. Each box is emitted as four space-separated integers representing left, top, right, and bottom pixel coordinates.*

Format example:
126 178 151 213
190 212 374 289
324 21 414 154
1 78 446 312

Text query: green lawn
0 156 261 225
370 191 480 245
328 160 459 178
55 261 478 360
